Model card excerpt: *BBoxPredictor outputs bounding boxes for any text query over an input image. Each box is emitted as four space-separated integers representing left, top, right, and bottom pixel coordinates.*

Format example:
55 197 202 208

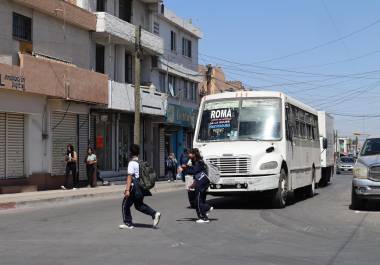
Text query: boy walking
119 144 161 229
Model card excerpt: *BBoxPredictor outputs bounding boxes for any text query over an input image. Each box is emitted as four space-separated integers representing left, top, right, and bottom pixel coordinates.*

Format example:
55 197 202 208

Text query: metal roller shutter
6 113 24 178
78 114 89 181
159 127 165 177
51 112 77 176
89 115 96 149
0 113 5 179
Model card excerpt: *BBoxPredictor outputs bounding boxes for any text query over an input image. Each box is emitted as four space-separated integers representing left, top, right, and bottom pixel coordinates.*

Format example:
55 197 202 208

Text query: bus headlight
260 161 278 170
353 162 368 179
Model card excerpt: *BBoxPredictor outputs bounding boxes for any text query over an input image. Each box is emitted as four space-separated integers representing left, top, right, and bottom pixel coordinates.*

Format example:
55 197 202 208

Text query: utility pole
206 64 212 95
134 25 142 145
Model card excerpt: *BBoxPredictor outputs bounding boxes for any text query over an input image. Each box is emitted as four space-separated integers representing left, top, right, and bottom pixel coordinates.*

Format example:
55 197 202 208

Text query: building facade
199 65 245 96
0 0 108 193
151 4 203 162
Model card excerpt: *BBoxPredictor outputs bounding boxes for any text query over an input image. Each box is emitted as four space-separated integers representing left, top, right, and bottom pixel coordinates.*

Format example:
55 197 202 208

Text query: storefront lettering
0 73 26 91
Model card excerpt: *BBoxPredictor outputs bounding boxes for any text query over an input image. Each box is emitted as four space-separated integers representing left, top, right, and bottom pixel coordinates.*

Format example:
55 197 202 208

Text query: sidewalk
0 181 185 210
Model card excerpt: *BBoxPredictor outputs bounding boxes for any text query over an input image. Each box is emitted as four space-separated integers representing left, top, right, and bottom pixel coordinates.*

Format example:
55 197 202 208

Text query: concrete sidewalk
0 181 185 210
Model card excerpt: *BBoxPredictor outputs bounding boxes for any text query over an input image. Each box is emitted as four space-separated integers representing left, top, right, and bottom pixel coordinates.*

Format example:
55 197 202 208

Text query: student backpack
138 161 157 190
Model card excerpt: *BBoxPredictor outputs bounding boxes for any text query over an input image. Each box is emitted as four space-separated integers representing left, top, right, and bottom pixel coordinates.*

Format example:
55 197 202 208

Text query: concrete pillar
115 45 125 83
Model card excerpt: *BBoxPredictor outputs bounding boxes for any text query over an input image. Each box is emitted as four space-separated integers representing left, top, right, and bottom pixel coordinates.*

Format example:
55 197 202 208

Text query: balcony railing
95 12 164 55
108 81 167 116
0 53 108 104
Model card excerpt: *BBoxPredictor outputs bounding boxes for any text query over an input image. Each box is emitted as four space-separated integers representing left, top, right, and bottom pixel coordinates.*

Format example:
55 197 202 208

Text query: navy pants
65 162 77 189
195 177 211 219
122 190 156 224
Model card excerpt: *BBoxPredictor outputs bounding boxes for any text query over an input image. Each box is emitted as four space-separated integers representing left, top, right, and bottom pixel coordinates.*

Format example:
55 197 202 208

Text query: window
96 44 105 74
182 38 192 58
125 53 132 83
191 82 197 101
153 22 160 35
119 0 132 23
170 31 177 52
168 75 177 97
183 79 188 100
13 13 32 42
96 0 106 11
159 72 166 93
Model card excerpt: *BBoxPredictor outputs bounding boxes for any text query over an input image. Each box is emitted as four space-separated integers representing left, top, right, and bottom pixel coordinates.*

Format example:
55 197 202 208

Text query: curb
0 183 185 211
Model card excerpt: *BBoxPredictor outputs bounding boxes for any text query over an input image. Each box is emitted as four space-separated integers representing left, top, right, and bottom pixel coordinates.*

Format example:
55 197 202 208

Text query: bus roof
202 91 319 115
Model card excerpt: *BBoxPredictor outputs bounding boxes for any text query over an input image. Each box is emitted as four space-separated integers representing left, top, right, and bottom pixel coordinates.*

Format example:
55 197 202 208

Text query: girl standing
85 147 97 188
62 144 78 190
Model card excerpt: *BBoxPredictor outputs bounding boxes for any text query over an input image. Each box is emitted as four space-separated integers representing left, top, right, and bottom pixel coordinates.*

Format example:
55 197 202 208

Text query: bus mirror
323 138 328 149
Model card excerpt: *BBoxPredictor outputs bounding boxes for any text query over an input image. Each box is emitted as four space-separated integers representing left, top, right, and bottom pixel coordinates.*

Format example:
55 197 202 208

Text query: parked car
336 156 355 174
351 138 380 210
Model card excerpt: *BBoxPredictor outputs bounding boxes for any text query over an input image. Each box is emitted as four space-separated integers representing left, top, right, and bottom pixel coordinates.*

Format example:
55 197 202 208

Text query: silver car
336 156 355 174
351 138 380 210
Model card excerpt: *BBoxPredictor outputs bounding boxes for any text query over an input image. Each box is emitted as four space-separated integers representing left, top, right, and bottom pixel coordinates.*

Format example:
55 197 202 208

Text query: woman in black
85 147 97 188
181 148 213 223
62 144 78 190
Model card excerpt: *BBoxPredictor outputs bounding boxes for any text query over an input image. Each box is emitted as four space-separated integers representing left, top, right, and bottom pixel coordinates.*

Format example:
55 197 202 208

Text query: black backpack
138 160 156 190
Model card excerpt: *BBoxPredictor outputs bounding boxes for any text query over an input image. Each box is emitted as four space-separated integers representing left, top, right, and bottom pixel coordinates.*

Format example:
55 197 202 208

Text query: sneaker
206 207 214 217
119 223 134 229
72 187 78 190
167 180 171 182
196 218 210 224
153 212 161 228
60 186 67 190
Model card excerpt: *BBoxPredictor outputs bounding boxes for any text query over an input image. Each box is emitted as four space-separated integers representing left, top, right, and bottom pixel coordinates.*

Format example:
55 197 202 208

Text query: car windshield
360 138 380 156
197 98 282 142
340 157 354 163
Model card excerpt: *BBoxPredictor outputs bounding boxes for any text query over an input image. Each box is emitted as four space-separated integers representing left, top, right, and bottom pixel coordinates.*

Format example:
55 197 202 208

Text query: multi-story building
199 65 245 96
0 0 108 193
151 4 203 162
76 0 168 179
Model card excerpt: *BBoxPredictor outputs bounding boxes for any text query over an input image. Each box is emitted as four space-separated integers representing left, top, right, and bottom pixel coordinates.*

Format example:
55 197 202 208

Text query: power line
252 16 380 64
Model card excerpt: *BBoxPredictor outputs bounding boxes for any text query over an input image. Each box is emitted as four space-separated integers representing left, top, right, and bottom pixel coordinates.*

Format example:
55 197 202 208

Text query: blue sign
166 104 198 128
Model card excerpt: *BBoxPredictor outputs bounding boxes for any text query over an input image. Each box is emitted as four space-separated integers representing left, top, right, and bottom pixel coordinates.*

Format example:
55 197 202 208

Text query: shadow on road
176 217 218 222
207 191 319 210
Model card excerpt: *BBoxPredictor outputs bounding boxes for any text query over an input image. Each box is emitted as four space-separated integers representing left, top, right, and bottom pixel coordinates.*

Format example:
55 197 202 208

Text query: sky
165 0 380 139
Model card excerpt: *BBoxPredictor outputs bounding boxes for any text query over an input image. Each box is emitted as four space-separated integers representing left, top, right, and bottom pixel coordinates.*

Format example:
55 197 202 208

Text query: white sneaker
196 219 210 224
153 212 161 228
72 188 78 190
60 186 67 190
167 180 171 182
119 223 134 229
206 207 214 217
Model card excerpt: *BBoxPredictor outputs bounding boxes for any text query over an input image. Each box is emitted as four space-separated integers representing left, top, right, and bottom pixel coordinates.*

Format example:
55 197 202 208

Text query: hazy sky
165 0 380 139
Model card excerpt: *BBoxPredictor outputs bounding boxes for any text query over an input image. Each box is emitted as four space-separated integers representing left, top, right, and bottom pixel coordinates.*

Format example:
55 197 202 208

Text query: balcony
13 0 96 31
108 81 167 116
0 53 108 104
95 12 164 55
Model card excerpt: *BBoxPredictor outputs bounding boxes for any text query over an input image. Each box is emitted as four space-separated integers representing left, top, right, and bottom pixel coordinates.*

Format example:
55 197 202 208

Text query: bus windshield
197 98 282 142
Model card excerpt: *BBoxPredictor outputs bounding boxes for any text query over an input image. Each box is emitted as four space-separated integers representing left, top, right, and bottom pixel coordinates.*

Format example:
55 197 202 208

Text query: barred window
13 13 32 42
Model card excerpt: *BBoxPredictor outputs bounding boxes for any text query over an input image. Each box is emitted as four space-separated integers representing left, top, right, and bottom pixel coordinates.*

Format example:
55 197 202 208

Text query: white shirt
128 157 139 179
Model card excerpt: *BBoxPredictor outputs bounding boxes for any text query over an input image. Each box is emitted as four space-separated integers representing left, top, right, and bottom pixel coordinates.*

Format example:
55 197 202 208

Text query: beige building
198 65 245 96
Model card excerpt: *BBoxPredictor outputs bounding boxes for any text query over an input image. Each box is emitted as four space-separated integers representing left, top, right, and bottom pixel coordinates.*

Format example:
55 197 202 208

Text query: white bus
193 91 321 208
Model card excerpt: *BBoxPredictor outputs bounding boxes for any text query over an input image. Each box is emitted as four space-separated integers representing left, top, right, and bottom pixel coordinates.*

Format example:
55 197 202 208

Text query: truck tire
305 167 316 198
351 187 365 210
272 169 288 208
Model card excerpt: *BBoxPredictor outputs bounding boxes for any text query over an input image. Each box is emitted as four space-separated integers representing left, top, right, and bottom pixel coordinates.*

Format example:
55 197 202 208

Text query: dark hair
87 146 95 154
183 148 188 153
67 144 74 156
189 148 202 161
130 144 140 157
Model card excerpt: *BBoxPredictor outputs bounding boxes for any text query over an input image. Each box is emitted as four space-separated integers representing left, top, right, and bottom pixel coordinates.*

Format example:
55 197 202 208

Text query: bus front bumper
208 174 280 194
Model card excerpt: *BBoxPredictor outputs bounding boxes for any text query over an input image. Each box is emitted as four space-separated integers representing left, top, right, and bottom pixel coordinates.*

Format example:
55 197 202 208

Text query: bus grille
369 166 380 181
206 156 251 175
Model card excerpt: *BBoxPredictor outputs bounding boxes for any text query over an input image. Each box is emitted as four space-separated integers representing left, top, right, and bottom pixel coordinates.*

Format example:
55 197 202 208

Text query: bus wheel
272 169 288 208
306 168 316 198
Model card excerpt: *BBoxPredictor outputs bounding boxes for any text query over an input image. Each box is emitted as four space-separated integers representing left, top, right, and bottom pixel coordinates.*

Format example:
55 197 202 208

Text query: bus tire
306 167 316 198
272 168 288 208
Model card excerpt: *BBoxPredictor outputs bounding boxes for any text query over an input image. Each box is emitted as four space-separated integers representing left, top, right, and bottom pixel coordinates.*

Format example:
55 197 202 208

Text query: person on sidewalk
62 144 78 190
178 148 189 181
119 144 161 229
85 147 97 188
165 153 177 182
180 148 213 223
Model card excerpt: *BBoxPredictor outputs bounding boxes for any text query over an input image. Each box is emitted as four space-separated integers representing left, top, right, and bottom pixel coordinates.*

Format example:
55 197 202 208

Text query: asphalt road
1 174 380 265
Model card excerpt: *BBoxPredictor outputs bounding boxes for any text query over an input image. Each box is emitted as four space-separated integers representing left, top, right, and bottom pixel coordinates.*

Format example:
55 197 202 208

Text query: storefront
164 104 198 161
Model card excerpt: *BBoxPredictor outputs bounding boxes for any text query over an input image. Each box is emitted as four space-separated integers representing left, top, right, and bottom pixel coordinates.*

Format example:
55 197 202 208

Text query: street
1 174 380 265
